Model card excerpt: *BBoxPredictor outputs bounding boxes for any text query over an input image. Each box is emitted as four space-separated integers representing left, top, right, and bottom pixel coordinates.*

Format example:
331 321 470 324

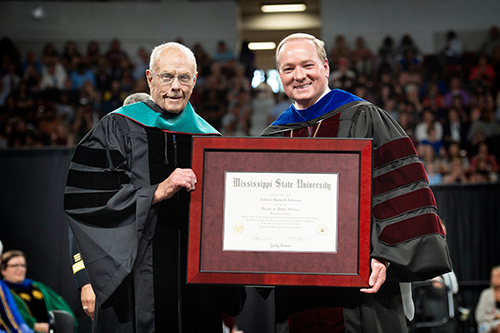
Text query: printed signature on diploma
286 235 309 241
269 243 292 249
252 233 273 241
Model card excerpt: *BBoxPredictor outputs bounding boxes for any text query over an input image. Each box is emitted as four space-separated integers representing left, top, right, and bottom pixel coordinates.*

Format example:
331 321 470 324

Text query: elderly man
261 33 452 332
64 42 244 332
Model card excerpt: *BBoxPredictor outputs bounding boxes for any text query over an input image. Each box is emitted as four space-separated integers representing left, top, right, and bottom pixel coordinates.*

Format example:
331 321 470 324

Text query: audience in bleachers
0 30 499 183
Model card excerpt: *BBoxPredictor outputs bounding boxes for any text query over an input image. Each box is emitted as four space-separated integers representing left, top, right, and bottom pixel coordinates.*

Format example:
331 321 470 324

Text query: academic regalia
0 280 32 333
64 100 245 333
6 279 77 332
262 89 452 333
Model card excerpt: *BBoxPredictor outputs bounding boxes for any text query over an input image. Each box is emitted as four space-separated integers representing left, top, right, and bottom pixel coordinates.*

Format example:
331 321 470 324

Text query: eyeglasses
150 70 194 85
6 264 28 269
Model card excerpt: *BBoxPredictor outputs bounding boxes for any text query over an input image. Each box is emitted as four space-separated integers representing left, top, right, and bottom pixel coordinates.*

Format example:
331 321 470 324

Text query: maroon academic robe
262 90 452 333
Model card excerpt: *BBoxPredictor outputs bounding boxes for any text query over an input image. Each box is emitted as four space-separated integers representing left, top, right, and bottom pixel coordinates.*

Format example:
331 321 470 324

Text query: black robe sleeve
64 113 157 307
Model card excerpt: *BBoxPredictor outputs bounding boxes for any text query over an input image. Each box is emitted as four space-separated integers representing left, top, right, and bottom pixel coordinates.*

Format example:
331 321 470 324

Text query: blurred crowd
1 27 500 184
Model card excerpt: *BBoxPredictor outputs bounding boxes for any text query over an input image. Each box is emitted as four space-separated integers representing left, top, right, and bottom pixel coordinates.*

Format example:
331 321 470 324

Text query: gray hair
149 42 197 73
124 92 150 105
275 33 328 69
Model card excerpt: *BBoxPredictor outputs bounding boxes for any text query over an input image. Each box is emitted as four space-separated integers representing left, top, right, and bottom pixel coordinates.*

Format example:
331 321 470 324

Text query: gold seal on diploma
233 222 244 234
316 224 329 236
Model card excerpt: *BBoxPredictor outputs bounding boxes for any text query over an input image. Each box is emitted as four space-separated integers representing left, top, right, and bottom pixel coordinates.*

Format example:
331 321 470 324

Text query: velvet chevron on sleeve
338 102 452 281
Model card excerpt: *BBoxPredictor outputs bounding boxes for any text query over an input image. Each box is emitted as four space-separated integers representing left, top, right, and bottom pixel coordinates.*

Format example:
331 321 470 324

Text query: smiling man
262 33 452 333
64 42 245 332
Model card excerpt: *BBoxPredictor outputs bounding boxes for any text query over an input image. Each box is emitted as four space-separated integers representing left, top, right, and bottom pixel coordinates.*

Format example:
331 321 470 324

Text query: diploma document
187 136 373 287
223 171 338 253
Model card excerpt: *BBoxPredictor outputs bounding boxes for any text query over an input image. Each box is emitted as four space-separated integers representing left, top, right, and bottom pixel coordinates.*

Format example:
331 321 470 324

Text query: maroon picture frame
187 136 372 287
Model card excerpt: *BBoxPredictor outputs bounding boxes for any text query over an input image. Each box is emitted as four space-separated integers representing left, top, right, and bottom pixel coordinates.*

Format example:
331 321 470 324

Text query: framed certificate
187 137 372 287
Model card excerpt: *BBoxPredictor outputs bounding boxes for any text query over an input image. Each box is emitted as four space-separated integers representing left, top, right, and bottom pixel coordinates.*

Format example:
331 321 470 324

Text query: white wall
0 0 238 60
321 0 500 55
1 0 499 63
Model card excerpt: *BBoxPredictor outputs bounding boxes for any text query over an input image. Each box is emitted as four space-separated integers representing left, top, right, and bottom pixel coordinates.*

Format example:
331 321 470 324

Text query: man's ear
146 70 154 88
193 71 198 86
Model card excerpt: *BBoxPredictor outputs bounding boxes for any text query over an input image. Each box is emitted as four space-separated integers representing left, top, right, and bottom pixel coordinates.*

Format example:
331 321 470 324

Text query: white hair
123 92 150 105
149 42 197 73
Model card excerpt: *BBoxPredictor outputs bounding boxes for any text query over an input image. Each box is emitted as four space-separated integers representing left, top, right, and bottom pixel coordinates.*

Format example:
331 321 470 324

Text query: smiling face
146 45 197 114
1 255 27 284
277 39 329 109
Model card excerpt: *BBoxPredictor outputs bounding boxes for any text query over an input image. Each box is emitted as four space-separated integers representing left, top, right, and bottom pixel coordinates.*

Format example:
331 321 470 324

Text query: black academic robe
262 90 453 333
64 102 244 333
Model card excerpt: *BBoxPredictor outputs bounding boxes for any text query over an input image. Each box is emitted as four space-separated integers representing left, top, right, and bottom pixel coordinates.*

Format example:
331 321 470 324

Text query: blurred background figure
0 241 33 333
1 250 76 333
475 266 500 333
439 30 463 66
123 91 150 106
